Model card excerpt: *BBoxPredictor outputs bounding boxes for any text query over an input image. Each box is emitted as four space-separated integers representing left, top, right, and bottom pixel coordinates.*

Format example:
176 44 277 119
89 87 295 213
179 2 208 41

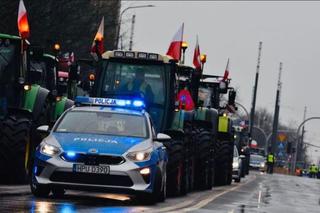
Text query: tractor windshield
98 60 169 131
0 41 16 83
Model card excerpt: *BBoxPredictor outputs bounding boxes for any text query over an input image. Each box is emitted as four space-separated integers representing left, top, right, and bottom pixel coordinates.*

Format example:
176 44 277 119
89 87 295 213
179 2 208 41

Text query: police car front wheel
137 169 165 204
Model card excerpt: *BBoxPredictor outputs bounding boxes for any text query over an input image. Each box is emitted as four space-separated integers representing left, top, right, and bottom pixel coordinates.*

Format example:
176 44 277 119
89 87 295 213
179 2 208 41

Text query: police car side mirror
37 125 50 133
156 133 171 142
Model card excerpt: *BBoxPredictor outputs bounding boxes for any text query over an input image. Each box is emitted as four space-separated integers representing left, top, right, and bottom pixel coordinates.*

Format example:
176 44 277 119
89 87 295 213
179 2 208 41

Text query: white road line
155 175 257 212
182 175 257 212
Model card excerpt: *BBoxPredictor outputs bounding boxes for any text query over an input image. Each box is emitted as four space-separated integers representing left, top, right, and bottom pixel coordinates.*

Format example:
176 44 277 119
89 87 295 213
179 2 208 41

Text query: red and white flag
166 23 184 61
222 58 230 81
17 0 29 39
193 35 201 70
91 17 104 58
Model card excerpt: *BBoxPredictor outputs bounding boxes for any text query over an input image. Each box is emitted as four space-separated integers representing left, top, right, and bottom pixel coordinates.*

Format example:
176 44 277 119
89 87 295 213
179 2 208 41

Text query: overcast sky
120 1 320 163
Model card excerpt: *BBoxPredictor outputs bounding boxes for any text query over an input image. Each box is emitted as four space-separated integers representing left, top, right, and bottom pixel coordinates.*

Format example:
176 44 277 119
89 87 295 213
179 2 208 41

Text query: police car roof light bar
75 96 145 109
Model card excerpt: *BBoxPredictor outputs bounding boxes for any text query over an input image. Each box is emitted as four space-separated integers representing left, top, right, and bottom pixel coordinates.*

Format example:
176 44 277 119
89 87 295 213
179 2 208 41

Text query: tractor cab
90 50 176 132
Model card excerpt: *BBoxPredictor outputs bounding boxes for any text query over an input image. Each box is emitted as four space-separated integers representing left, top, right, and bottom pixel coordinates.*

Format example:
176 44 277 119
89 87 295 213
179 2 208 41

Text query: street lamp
116 4 155 49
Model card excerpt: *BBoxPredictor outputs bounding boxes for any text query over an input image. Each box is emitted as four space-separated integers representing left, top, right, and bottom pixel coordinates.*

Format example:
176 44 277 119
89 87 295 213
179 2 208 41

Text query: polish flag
17 0 29 39
193 36 201 70
91 17 104 58
166 23 184 61
222 58 230 81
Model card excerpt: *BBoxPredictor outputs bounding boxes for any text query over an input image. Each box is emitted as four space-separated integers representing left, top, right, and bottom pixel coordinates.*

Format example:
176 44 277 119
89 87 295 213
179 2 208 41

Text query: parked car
232 145 243 182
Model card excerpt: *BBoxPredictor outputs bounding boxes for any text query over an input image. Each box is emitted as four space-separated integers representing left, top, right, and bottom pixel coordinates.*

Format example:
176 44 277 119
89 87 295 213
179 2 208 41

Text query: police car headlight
127 148 152 162
233 161 239 169
40 143 60 156
260 162 265 168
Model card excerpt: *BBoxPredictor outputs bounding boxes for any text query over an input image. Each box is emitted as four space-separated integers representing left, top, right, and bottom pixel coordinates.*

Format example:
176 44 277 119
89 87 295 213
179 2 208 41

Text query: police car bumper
32 152 159 194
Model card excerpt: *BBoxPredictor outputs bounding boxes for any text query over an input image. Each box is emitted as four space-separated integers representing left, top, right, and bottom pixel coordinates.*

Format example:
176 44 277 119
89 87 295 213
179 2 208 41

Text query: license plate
73 164 110 174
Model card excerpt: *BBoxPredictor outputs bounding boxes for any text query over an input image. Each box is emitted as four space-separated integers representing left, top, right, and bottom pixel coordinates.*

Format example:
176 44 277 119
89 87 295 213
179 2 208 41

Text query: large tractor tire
163 140 187 196
0 115 31 183
184 123 195 193
194 127 213 190
28 99 51 174
214 140 233 186
0 99 50 184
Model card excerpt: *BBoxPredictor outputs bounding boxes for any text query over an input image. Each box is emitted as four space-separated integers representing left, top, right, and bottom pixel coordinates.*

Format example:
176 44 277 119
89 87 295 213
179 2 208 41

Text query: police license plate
73 164 110 174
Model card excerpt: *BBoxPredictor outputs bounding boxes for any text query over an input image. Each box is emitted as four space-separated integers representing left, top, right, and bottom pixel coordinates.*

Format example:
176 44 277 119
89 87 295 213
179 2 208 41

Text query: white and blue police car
31 96 169 203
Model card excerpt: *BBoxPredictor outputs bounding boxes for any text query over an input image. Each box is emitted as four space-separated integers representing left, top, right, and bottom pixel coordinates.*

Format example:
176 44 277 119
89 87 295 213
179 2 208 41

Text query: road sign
278 143 284 149
278 133 287 142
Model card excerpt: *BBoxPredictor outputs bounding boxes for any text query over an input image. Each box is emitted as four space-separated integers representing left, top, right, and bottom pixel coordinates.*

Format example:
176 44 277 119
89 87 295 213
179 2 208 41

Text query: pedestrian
267 152 275 174
308 164 318 178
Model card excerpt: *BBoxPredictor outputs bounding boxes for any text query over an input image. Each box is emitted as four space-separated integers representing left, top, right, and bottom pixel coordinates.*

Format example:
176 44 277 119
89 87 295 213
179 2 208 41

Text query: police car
31 96 169 203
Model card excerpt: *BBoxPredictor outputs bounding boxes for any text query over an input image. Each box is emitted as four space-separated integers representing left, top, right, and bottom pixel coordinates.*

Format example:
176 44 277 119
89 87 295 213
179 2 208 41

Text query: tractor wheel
184 123 195 193
0 115 31 183
28 99 51 174
214 140 233 186
163 139 186 196
194 127 212 190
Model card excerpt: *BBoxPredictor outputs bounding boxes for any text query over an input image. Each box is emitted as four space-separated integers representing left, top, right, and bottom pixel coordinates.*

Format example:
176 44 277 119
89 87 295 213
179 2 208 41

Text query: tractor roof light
89 74 95 81
182 41 188 51
125 52 135 58
200 54 207 64
95 33 103 42
114 51 125 57
54 43 61 51
56 96 62 102
23 84 31 91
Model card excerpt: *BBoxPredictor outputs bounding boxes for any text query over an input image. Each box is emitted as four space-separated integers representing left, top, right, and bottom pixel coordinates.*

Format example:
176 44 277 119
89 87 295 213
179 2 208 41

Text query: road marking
155 175 257 212
182 175 257 212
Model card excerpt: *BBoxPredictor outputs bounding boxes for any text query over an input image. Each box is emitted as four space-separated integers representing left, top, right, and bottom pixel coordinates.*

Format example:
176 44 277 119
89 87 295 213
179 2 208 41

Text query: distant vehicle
249 154 266 172
30 97 169 204
232 145 243 182
250 147 265 156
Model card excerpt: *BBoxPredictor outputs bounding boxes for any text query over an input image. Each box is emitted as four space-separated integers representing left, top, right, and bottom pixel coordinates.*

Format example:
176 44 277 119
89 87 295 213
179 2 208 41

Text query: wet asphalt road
0 172 319 212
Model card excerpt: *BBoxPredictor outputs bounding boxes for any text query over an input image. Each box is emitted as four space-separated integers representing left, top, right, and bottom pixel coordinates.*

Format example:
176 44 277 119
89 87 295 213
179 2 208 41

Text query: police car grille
50 172 133 187
61 153 125 165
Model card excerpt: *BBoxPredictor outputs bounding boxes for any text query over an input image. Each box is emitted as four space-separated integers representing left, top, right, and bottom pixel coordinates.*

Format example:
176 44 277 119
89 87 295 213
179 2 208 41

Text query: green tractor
175 65 217 190
198 74 236 186
0 34 73 182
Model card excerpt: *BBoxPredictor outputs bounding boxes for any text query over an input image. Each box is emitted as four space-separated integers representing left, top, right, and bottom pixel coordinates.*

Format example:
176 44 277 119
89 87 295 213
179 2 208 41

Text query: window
99 60 169 131
0 43 15 78
55 111 148 138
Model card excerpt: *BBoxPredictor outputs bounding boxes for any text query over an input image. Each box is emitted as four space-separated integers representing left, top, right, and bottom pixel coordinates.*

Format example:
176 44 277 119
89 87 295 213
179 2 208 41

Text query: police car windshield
55 111 148 138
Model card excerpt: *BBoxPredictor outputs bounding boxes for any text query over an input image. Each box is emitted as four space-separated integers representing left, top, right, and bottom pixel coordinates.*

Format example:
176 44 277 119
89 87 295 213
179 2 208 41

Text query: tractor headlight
40 143 61 156
127 148 152 162
233 161 239 169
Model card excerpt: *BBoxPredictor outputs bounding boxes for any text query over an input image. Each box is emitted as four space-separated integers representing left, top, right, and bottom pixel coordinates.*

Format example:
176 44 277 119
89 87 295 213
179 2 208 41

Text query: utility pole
298 107 307 163
129 14 136 51
249 41 263 147
270 62 283 154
